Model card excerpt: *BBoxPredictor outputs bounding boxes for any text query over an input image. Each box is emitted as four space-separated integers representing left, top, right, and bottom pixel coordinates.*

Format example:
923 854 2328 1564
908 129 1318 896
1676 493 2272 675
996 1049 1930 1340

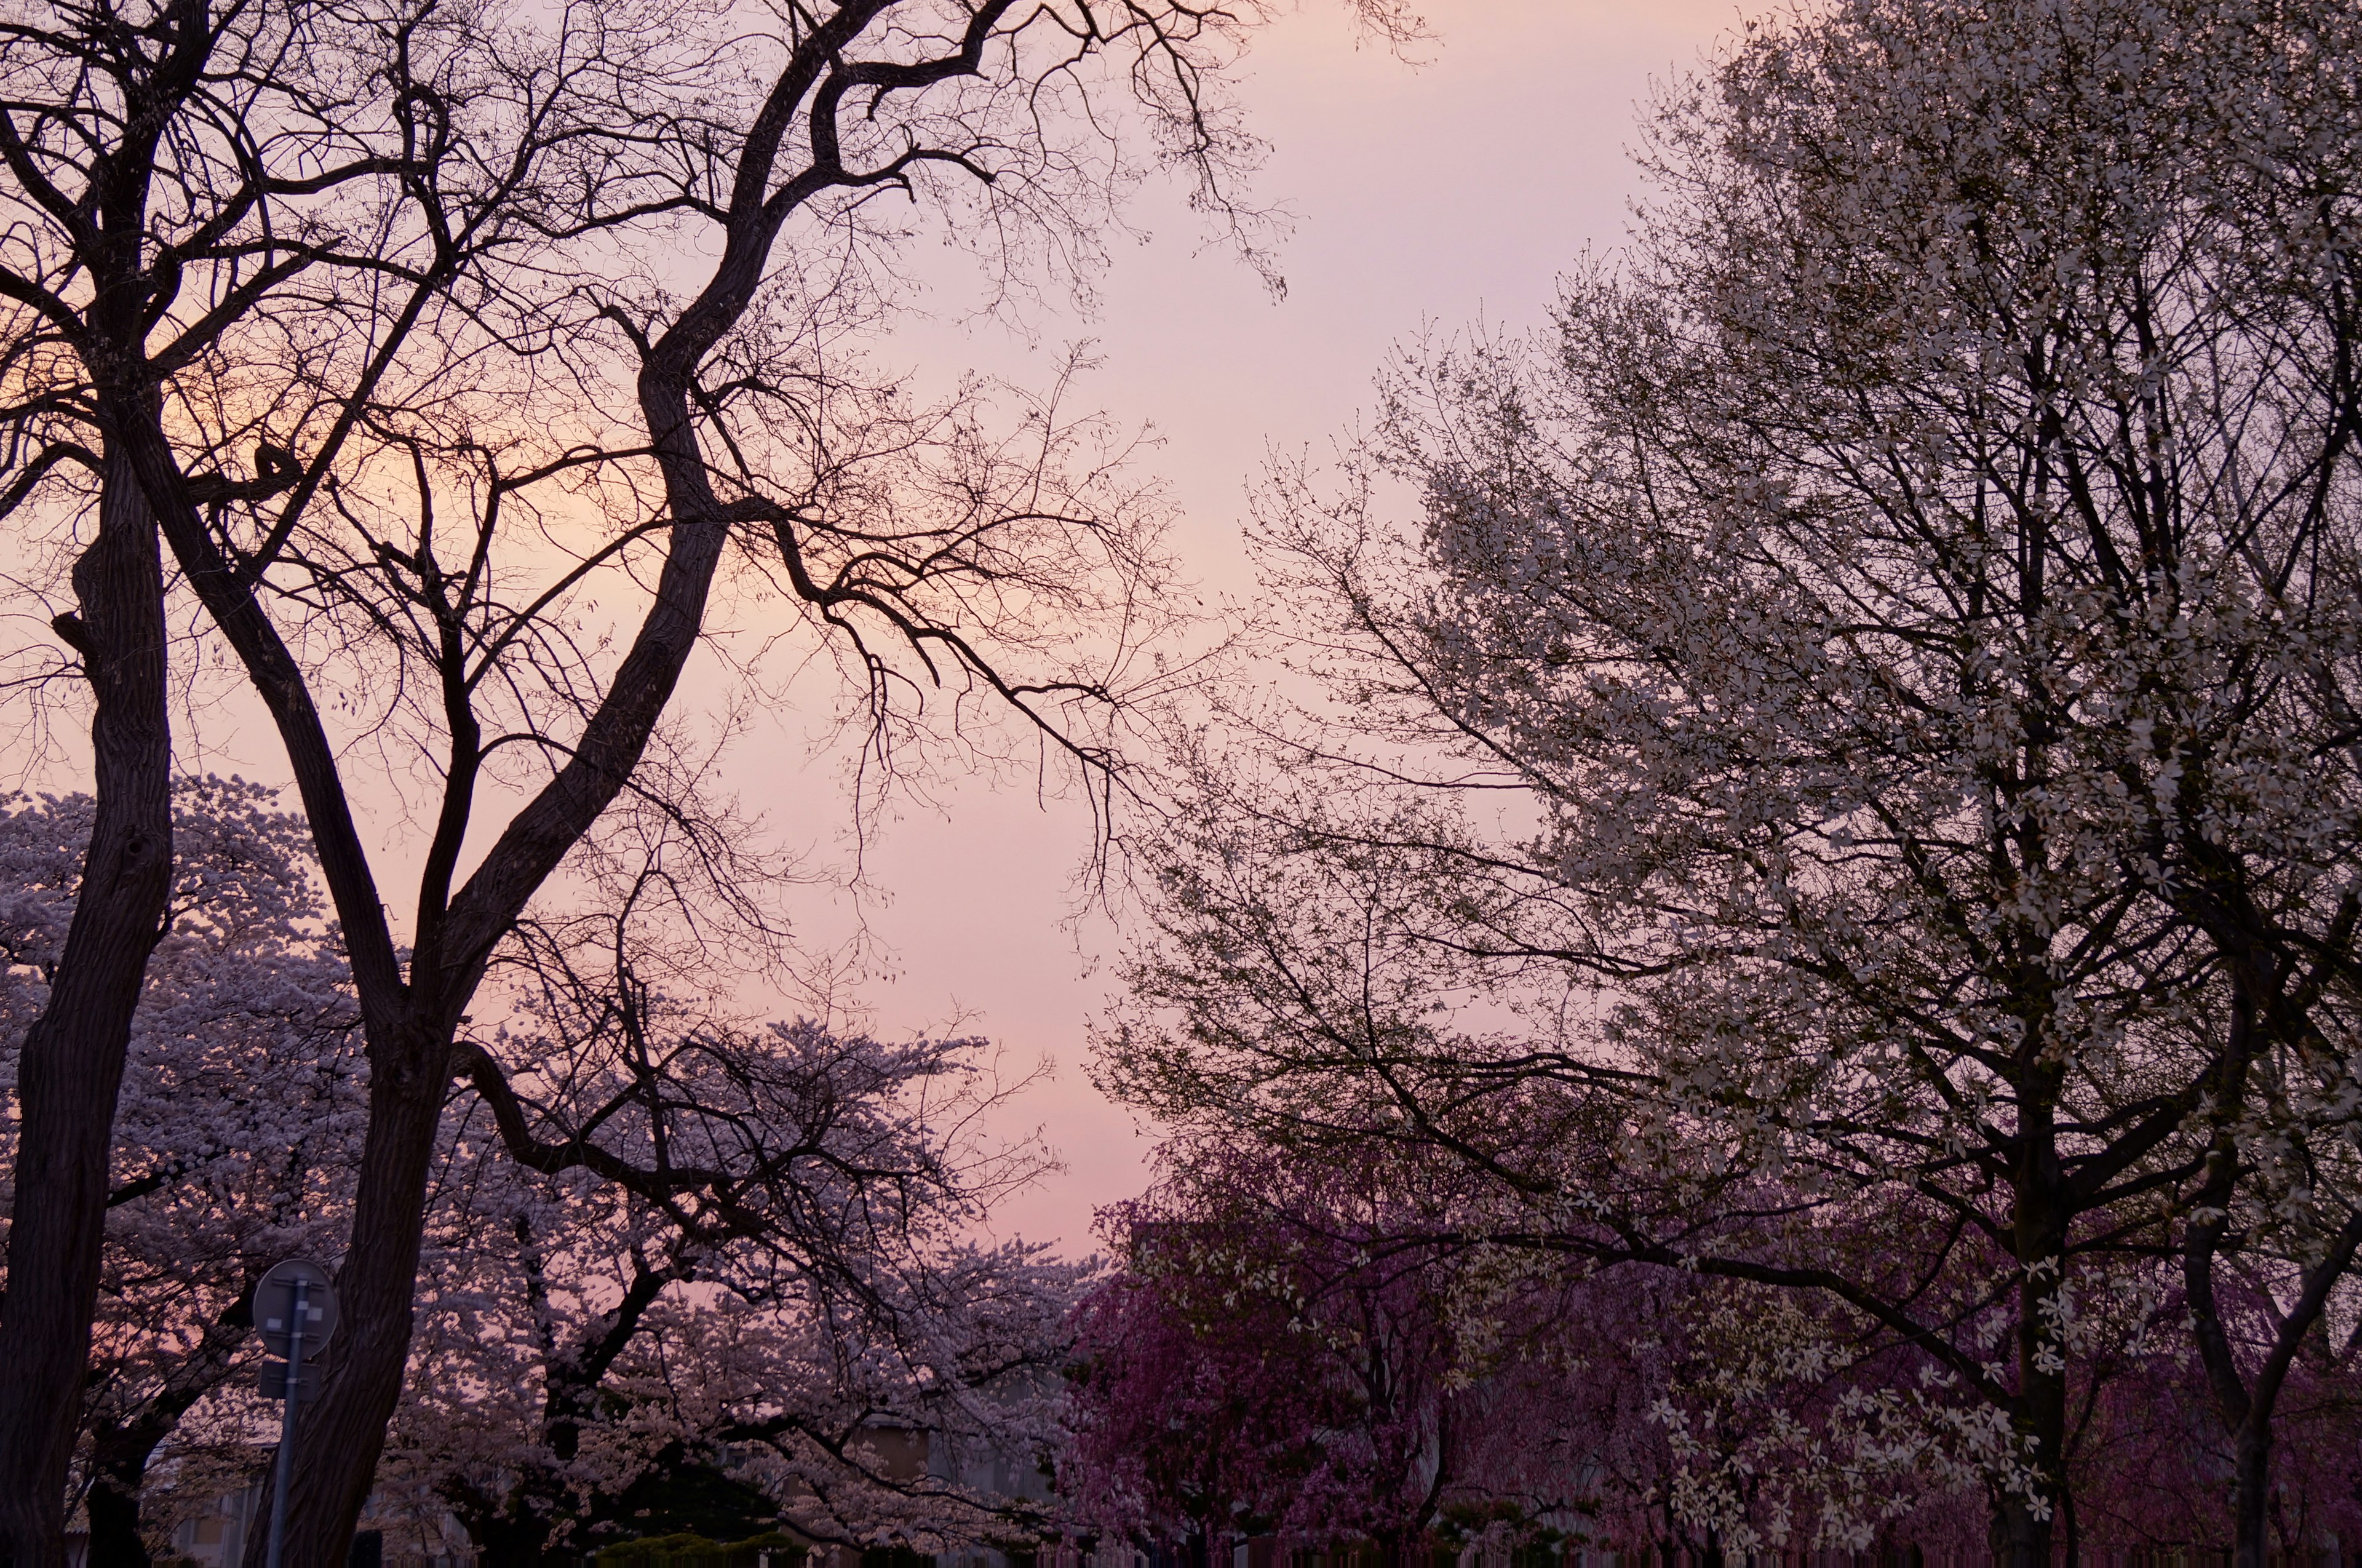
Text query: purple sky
768 0 1756 1254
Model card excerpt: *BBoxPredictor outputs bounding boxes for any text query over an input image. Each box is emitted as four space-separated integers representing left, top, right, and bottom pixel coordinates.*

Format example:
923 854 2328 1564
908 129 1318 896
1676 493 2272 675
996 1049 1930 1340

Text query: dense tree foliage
1065 1144 1678 1555
0 789 1086 1564
12 0 2362 1558
0 782 357 1562
396 899 1091 1566
1064 1146 2362 1559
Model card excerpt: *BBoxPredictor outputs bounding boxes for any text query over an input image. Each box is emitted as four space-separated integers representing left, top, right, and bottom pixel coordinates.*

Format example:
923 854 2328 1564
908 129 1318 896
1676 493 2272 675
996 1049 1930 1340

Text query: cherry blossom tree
0 778 1097 1566
342 858 1089 1566
0 1 723 1550
0 781 360 1564
390 1009 1089 1564
1097 1 2362 1560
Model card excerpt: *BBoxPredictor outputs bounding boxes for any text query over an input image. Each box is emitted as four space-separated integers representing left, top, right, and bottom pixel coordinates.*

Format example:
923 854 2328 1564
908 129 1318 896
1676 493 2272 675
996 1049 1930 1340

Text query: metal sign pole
251 1257 336 1567
266 1277 309 1568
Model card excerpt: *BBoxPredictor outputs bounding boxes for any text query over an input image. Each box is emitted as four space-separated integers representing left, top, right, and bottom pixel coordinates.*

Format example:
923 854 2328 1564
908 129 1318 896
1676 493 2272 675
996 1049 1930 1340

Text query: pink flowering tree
387 1027 1091 1564
0 781 360 1562
1065 1203 1457 1554
1065 1147 2362 1558
380 879 1092 1564
1 784 1093 1563
1064 1143 1724 1559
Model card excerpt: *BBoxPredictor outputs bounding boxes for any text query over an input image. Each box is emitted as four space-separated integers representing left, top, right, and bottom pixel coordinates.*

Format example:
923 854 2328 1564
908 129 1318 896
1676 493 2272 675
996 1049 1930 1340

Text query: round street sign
253 1257 338 1361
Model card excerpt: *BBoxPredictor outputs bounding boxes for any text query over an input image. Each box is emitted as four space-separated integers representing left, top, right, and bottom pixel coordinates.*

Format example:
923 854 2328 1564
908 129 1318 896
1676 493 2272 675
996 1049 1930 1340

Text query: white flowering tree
1099 0 2362 1560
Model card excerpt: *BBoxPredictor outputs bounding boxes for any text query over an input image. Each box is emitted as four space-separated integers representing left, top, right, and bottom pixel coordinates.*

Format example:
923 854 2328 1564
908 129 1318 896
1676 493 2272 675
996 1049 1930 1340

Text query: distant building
162 1416 1056 1568
169 1478 475 1568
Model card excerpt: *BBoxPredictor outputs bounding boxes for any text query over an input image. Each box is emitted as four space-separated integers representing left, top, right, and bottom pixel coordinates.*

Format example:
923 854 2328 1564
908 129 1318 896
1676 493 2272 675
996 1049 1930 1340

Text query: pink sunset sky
763 0 1760 1254
79 0 1762 1259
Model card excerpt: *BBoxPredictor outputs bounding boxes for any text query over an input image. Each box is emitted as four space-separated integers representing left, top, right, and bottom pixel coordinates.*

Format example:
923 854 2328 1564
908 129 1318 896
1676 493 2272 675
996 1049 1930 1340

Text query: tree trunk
85 1477 149 1568
87 1396 234 1568
0 444 172 1568
2231 1420 2270 1568
243 1014 452 1568
85 1414 174 1568
1990 1495 2052 1568
2174 974 2331 1568
2002 1075 2067 1568
440 1473 554 1568
2059 1457 2078 1568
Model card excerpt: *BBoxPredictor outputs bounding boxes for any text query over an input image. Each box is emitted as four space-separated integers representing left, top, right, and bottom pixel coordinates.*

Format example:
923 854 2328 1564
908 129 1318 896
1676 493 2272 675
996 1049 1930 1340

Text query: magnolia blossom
1099 0 2362 1558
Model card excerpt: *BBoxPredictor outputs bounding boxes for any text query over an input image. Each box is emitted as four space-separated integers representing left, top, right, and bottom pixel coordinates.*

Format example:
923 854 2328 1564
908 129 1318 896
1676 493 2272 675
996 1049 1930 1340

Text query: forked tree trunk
2187 1200 2362 1568
0 444 173 1568
213 124 789 1550
2177 975 2319 1568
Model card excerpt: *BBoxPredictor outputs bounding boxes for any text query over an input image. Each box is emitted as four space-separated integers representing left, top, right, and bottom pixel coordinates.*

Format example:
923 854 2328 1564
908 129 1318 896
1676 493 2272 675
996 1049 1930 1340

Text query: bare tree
0 0 1006 1554
0 1 514 1552
28 0 1427 1559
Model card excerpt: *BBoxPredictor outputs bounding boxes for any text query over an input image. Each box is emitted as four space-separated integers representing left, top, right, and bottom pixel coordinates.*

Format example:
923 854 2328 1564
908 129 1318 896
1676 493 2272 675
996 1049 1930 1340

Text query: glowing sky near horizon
763 0 1760 1254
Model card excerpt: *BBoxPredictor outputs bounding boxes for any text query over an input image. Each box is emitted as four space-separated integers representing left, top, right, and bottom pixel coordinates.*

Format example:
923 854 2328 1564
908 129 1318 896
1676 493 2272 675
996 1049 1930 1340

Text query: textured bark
0 441 173 1568
2231 1426 2269 1568
2004 1087 2067 1568
0 2 223 1549
280 1017 455 1567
